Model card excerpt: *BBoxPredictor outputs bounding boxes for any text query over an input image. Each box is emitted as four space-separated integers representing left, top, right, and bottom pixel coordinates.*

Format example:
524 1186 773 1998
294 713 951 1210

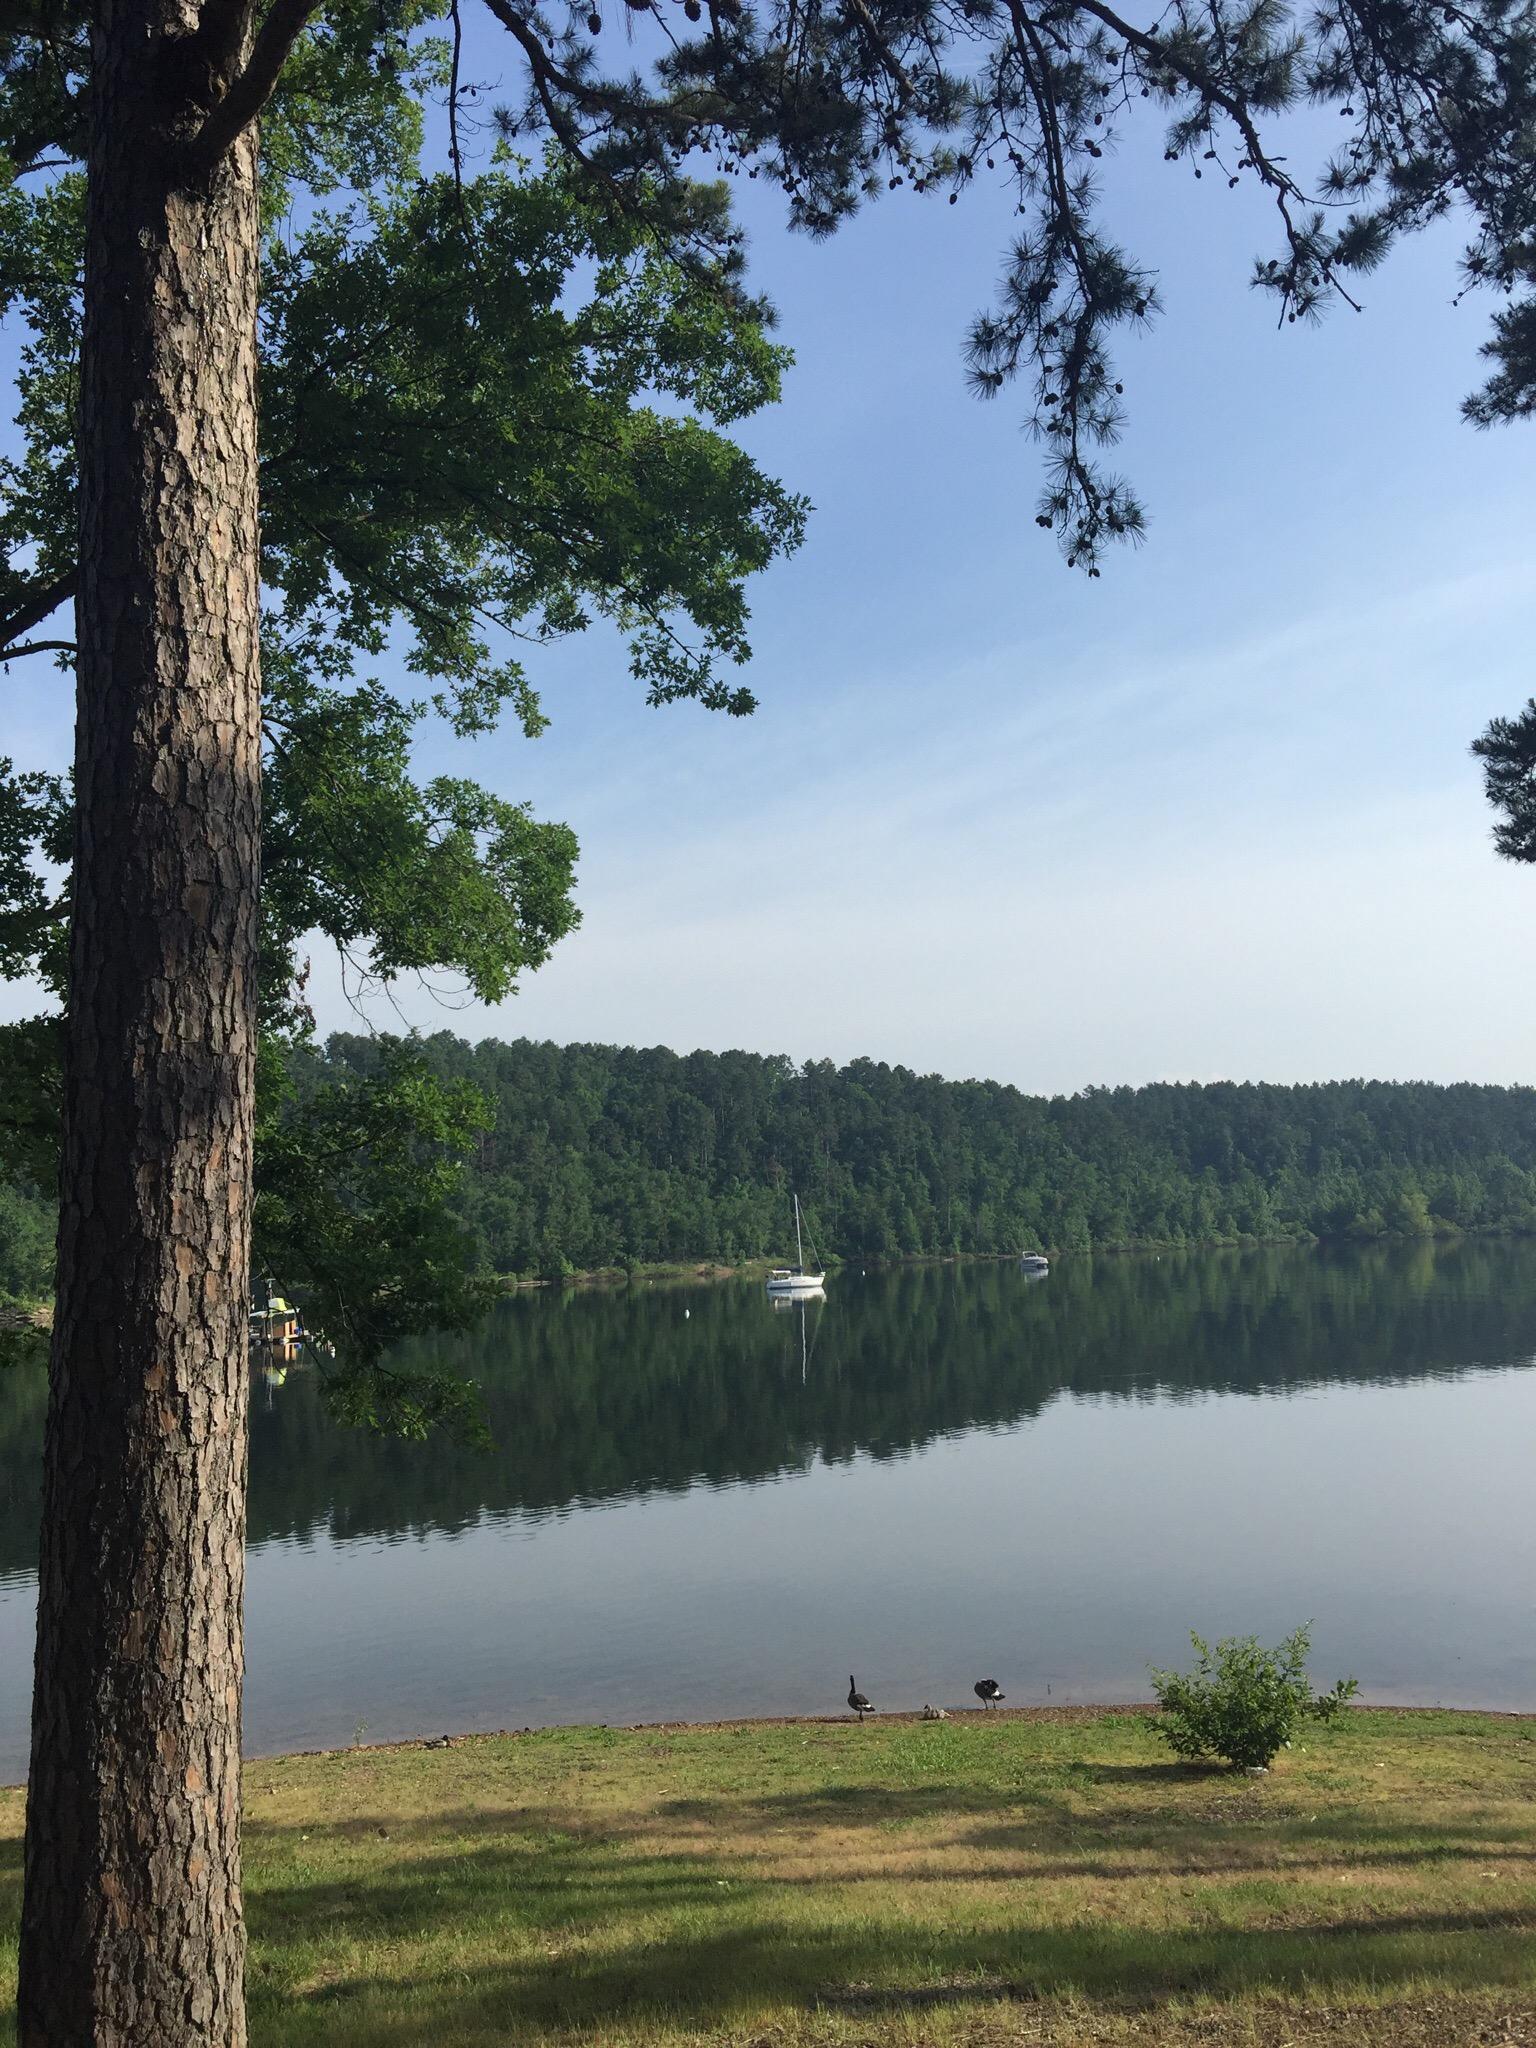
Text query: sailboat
766 1193 827 1297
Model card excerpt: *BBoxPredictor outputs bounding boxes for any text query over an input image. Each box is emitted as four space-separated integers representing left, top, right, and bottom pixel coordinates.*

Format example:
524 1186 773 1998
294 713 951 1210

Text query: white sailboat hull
766 1271 826 1296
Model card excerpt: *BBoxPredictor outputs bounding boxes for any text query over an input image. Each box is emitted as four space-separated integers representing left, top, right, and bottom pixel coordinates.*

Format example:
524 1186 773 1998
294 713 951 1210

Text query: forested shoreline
8 1031 1536 1299
316 1034 1536 1276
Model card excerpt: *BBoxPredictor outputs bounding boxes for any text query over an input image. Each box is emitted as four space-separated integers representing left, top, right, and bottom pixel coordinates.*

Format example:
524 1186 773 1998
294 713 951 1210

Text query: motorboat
1019 1253 1050 1276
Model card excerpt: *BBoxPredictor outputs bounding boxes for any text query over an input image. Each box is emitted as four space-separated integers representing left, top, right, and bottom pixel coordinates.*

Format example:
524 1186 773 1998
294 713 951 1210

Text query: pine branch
1074 0 1363 316
0 639 75 663
0 567 76 657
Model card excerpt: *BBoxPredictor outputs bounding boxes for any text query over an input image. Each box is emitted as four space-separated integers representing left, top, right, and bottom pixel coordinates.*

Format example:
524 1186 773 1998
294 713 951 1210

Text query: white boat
1019 1253 1050 1275
766 1270 825 1295
767 1194 827 1296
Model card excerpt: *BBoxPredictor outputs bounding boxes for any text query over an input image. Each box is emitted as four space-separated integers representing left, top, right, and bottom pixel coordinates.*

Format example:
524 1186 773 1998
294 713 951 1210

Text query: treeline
322 1033 1536 1273
9 1032 1536 1292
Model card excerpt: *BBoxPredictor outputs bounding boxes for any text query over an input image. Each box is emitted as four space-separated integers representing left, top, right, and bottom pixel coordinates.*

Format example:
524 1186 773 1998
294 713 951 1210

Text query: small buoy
684 1308 690 1319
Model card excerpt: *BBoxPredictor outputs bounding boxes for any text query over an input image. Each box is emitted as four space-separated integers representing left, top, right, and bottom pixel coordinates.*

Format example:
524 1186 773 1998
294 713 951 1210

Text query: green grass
4 1708 1536 2045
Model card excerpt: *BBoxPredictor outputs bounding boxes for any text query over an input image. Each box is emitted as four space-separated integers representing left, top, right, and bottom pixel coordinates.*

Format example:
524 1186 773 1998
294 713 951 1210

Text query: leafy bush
1149 1625 1359 1769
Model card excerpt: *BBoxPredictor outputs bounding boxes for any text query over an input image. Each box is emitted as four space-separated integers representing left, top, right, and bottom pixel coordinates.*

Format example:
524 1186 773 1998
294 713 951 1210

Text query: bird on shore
847 1676 874 1721
974 1678 1005 1710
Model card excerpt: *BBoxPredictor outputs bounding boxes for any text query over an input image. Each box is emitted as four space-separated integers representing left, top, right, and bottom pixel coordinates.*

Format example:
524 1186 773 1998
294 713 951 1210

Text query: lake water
2 1239 1535 1781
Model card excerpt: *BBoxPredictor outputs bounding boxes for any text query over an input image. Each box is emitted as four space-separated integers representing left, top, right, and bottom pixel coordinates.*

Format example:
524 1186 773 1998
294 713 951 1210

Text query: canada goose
847 1676 874 1721
921 1704 948 1721
974 1678 1005 1710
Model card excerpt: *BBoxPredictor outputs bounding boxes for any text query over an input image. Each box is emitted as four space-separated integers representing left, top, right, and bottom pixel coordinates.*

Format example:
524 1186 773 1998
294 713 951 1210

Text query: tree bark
18 0 262 2039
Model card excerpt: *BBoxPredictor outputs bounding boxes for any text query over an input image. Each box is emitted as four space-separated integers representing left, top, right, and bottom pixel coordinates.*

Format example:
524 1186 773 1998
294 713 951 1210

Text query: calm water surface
2 1240 1535 1781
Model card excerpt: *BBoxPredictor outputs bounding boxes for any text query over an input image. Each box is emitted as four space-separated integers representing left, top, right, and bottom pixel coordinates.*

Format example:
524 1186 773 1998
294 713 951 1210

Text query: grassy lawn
3 1707 1536 2045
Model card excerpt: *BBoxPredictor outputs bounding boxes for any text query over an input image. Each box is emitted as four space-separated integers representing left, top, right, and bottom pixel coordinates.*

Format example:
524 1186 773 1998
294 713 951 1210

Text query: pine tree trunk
18 0 262 2038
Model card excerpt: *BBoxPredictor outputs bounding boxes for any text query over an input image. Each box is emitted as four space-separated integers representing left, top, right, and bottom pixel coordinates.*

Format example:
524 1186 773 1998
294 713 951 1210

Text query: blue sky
6 50 1536 1092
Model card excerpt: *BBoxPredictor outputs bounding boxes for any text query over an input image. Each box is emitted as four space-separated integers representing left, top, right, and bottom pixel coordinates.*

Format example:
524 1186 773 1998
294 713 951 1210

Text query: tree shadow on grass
245 1789 1536 1887
655 1779 1071 1830
653 1775 1536 1869
249 1896 1536 2047
0 1827 19 1930
1070 1761 1215 1782
241 1805 1536 2048
0 1830 19 2048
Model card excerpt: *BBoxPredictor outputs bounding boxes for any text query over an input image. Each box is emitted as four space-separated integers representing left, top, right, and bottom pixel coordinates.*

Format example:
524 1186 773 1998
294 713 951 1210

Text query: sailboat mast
794 1193 804 1269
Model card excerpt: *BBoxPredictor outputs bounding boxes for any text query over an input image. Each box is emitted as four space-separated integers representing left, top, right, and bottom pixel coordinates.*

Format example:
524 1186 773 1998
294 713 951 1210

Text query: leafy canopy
0 1 805 1406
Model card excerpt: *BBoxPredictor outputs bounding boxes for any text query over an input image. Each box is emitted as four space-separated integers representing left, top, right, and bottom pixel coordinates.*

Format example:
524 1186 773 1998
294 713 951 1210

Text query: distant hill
317 1033 1536 1274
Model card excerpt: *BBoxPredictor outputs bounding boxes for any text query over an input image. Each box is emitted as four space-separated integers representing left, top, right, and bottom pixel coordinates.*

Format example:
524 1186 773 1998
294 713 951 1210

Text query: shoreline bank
498 1230 1536 1290
13 1231 1530 1313
256 1695 1536 1763
6 1700 1536 1792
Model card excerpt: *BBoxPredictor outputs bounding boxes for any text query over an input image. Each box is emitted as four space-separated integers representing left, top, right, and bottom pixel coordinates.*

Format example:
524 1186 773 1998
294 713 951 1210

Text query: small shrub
1149 1625 1359 1770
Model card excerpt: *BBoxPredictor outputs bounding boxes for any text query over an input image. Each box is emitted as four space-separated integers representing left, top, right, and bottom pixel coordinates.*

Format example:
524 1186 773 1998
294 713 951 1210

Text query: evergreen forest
9 1031 1536 1301
300 1034 1536 1276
